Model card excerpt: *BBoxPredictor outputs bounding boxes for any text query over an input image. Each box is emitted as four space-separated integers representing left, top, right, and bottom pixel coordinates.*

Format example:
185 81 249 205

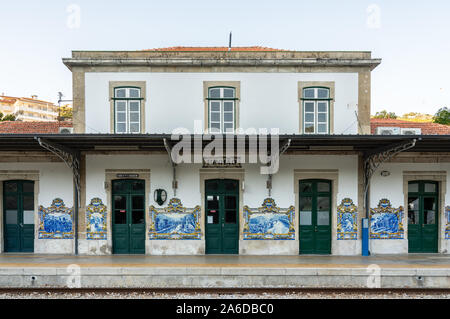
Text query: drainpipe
362 182 370 256
74 179 79 255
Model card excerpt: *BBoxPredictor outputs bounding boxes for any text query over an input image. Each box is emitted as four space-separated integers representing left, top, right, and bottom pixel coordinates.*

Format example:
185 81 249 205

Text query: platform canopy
0 134 449 153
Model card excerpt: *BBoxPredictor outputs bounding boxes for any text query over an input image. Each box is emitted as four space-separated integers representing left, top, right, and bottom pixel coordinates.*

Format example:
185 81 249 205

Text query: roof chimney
31 95 37 99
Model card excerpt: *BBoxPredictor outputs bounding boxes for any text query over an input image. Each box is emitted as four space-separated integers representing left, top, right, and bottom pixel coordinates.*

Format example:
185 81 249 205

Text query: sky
0 0 449 115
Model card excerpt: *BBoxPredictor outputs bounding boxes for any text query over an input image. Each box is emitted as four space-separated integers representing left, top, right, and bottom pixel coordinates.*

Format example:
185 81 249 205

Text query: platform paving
0 254 449 289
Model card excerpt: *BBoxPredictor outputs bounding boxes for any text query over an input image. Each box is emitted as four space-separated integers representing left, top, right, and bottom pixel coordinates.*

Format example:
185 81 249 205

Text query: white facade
0 162 73 254
80 154 361 255
2 153 449 256
84 72 359 134
370 162 450 254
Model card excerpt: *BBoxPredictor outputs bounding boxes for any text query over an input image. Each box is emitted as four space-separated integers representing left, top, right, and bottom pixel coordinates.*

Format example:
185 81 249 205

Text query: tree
57 105 73 120
432 107 450 125
0 112 16 121
373 110 398 119
401 112 433 122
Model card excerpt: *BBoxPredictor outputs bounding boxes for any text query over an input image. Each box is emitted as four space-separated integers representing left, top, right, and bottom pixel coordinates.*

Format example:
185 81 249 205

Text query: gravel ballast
0 290 448 299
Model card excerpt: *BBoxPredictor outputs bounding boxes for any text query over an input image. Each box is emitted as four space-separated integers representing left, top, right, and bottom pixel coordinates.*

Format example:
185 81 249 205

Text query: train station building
1 47 449 258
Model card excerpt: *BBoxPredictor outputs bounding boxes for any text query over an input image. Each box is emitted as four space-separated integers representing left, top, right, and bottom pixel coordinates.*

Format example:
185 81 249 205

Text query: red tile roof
0 121 72 134
2 118 447 134
0 96 17 104
144 46 286 52
371 118 450 135
0 95 56 106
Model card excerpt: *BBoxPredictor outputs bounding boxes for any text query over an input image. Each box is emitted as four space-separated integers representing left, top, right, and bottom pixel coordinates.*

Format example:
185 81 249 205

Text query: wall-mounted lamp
154 189 167 206
380 171 391 177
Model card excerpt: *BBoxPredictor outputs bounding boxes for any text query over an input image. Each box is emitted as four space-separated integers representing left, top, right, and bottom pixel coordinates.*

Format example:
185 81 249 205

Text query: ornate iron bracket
363 139 417 194
363 138 417 218
35 137 81 255
35 137 81 201
163 138 178 197
267 138 291 197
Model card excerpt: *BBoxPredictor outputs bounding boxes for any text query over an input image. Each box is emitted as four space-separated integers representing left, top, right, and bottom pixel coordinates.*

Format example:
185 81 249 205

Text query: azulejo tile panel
243 198 295 240
370 199 404 240
38 198 73 239
337 198 358 240
86 198 107 240
445 206 450 240
149 198 201 240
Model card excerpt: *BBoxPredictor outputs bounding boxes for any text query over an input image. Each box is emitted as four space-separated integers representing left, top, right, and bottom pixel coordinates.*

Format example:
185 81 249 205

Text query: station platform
0 254 449 289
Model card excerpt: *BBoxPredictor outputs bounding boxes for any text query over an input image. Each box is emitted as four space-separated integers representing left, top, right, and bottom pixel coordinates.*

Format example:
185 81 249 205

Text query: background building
0 121 73 134
0 95 59 121
371 118 450 135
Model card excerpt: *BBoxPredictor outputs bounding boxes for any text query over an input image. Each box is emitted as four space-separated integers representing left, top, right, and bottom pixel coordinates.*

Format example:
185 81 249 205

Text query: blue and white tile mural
370 199 404 240
337 198 358 240
86 198 107 240
243 198 295 240
445 206 450 239
149 198 201 240
38 198 73 239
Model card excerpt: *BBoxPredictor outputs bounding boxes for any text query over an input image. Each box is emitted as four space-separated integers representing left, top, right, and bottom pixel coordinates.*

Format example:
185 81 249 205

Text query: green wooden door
3 180 35 253
205 179 239 254
299 180 332 254
408 181 439 253
112 179 145 254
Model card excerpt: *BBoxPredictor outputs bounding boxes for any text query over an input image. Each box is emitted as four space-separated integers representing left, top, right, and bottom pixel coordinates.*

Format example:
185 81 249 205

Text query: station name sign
116 173 139 178
202 156 242 168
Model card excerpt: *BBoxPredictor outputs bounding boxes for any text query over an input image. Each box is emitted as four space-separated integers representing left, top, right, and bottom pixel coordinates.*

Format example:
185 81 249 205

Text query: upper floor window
302 87 330 134
208 87 236 133
113 87 141 134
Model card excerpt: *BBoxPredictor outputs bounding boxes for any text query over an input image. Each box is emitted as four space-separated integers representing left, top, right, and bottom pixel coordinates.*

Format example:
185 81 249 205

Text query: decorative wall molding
149 198 201 240
86 198 107 240
38 198 73 239
243 198 295 240
370 199 404 240
337 198 358 240
446 206 450 240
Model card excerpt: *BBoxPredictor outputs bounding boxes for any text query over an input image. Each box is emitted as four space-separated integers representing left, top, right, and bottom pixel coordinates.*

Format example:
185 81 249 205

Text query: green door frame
299 179 332 255
3 180 35 253
408 181 439 253
112 179 146 254
205 179 239 254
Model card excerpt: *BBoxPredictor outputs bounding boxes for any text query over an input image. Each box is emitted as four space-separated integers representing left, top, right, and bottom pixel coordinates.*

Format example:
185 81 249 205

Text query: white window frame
208 87 236 134
114 87 141 134
302 87 330 134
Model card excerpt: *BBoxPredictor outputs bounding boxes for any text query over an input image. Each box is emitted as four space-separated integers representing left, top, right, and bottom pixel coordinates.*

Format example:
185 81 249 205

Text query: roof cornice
63 57 381 70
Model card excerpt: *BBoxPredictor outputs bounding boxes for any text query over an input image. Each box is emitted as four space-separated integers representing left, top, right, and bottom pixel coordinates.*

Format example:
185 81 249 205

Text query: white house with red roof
371 118 450 135
0 121 72 134
0 95 59 122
